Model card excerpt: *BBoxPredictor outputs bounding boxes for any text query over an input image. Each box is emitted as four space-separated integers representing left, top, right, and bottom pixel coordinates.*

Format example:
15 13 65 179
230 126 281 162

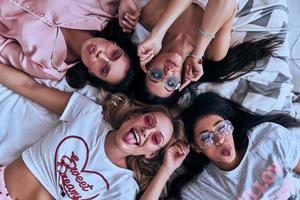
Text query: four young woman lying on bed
0 0 299 199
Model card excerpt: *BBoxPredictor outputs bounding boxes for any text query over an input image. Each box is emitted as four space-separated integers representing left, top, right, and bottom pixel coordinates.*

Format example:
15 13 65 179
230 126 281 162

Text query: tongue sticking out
123 131 137 145
221 147 231 157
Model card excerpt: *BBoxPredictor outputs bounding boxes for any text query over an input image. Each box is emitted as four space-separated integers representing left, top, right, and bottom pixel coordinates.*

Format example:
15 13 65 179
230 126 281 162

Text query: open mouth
221 146 231 157
123 128 140 146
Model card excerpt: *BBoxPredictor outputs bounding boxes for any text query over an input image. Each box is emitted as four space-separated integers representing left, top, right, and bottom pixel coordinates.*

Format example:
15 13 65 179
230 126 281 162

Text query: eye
216 121 230 135
166 79 175 88
110 49 122 61
149 67 163 81
151 133 163 147
217 125 226 134
100 63 110 77
199 132 213 144
143 114 156 128
165 76 180 91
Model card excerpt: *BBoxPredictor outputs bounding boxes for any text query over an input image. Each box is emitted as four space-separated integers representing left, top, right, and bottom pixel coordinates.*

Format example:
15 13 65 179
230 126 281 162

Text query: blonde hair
97 89 185 193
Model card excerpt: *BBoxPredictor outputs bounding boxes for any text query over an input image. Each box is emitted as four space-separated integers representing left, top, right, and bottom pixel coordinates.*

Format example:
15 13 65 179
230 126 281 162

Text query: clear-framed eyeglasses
195 120 234 150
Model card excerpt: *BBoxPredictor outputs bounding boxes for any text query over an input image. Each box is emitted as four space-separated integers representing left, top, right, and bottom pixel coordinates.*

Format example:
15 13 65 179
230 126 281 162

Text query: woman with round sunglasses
0 62 189 200
132 0 283 104
169 92 300 199
0 0 141 94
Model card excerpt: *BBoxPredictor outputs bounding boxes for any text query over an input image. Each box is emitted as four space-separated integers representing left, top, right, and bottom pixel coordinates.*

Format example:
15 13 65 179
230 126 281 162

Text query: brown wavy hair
97 89 185 195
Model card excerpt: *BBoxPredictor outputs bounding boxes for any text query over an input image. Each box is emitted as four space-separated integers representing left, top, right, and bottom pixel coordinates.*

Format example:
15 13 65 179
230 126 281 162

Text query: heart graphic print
54 135 109 199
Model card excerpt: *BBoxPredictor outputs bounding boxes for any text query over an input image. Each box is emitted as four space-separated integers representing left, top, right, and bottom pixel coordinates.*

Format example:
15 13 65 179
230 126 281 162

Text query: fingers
138 46 154 71
189 70 202 82
179 79 191 92
176 142 190 155
125 11 139 22
120 12 139 32
182 57 204 84
168 142 189 155
138 45 153 58
121 20 135 32
122 16 135 29
140 53 154 69
137 45 146 56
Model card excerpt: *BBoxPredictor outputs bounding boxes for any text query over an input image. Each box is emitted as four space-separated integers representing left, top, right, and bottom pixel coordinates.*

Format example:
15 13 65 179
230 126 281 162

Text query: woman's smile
123 128 140 146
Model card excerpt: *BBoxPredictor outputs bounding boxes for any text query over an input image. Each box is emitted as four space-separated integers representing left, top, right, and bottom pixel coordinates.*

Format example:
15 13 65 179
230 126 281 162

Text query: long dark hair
66 19 140 94
169 92 300 198
134 35 284 105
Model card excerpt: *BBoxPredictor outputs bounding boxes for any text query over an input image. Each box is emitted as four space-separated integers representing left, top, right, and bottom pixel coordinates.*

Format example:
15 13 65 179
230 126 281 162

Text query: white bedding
0 0 299 165
287 0 300 92
0 79 98 165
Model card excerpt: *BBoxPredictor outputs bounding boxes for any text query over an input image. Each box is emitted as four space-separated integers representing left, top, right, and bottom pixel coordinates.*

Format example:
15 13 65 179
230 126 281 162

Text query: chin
223 153 236 164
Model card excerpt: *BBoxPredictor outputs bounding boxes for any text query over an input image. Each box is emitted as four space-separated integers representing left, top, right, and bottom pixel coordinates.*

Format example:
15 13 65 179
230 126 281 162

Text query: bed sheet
0 79 98 165
287 0 300 93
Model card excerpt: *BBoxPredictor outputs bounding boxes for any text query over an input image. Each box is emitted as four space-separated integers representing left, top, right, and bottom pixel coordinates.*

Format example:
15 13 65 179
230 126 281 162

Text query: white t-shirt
180 122 300 200
22 92 139 200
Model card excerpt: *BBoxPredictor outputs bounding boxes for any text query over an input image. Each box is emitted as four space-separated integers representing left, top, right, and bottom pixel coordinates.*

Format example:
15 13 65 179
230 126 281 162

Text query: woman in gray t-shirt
173 92 300 200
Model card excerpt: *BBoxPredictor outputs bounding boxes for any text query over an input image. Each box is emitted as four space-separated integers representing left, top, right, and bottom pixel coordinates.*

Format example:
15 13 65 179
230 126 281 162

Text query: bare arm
192 0 236 59
139 165 170 200
0 63 71 114
150 0 192 39
180 0 237 89
139 143 190 200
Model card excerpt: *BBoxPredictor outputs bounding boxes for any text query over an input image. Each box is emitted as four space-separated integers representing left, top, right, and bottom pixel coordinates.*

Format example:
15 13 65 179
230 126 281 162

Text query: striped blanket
176 0 299 119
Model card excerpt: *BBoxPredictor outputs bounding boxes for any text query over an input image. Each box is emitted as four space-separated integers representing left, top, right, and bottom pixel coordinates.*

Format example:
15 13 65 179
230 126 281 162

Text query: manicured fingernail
122 20 126 24
124 14 128 20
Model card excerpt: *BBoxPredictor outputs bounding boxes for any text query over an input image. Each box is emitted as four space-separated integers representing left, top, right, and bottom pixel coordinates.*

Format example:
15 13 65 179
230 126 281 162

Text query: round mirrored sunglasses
147 67 181 91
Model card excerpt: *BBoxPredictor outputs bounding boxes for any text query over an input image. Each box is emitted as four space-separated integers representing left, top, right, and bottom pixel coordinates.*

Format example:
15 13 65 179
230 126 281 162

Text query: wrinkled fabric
0 0 119 80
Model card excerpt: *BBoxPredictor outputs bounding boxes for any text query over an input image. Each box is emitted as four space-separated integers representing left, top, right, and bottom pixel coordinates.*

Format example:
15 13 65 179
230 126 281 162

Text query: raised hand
180 55 203 91
162 142 190 176
118 0 140 32
137 34 163 72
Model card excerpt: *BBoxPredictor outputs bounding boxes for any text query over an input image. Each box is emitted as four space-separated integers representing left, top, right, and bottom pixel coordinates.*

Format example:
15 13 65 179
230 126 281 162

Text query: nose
141 128 154 143
142 128 152 137
166 64 174 71
164 67 175 79
97 51 110 63
165 63 175 73
214 134 225 146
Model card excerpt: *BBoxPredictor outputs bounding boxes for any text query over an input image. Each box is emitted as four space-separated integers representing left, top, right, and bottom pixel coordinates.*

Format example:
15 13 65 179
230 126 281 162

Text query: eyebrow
153 114 165 144
105 65 111 78
198 120 223 134
159 132 165 145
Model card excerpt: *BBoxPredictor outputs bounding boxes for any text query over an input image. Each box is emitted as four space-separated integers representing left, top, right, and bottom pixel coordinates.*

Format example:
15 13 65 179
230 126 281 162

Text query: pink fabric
0 0 120 80
0 166 11 200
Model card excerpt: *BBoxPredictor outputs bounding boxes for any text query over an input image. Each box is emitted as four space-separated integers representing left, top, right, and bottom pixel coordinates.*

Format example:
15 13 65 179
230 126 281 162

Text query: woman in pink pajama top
0 0 140 93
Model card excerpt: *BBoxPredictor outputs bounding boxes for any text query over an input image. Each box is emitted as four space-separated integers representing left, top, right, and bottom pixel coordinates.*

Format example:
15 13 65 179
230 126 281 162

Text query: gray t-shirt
180 122 300 200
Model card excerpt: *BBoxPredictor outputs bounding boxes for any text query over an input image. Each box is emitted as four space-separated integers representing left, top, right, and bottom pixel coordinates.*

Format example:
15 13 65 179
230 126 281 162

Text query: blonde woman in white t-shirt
0 63 189 200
